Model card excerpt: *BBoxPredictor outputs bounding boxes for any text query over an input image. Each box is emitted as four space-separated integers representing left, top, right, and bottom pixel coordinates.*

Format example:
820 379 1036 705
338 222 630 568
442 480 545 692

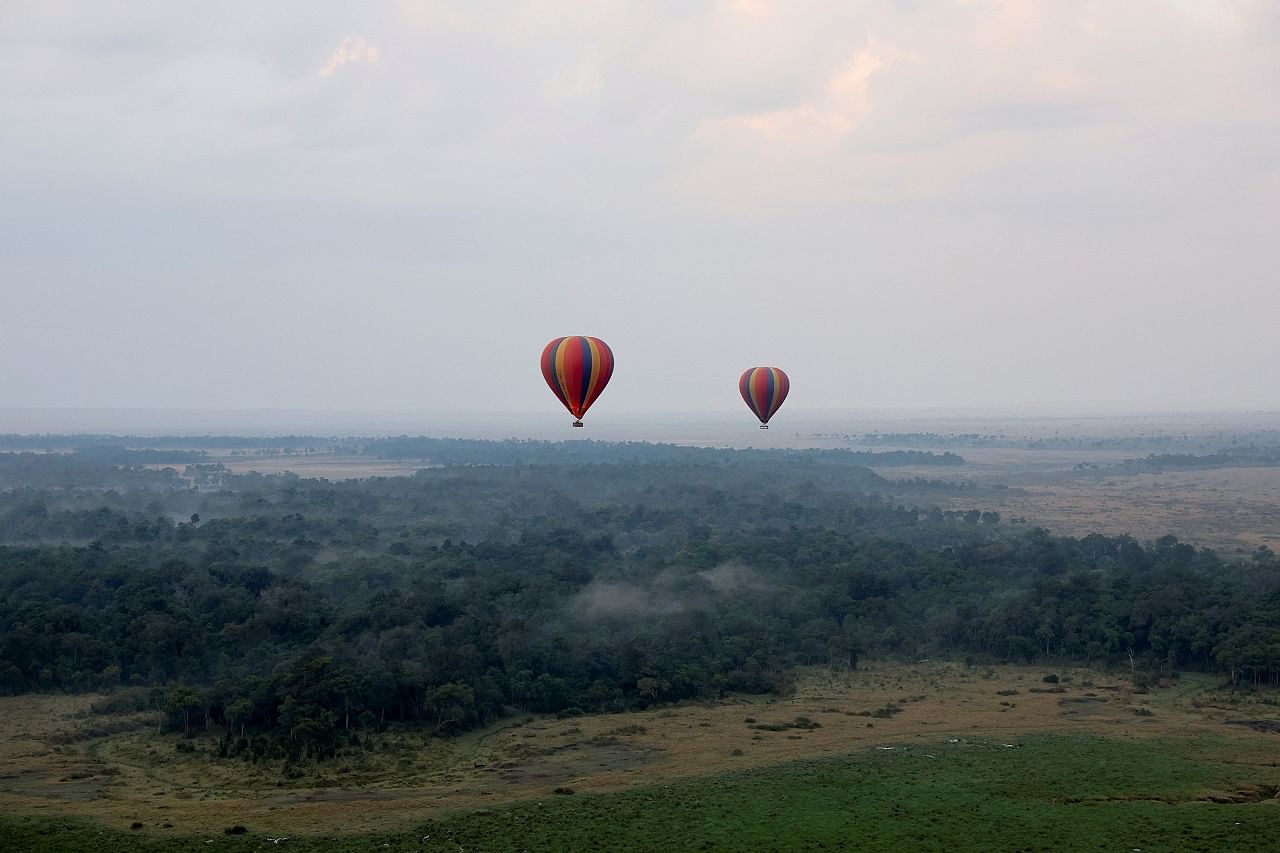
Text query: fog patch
698 562 773 594
571 579 699 620
571 563 773 622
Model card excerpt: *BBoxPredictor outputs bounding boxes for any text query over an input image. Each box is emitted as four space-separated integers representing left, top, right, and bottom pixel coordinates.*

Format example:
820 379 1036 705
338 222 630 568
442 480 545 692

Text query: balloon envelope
739 367 789 425
541 336 615 423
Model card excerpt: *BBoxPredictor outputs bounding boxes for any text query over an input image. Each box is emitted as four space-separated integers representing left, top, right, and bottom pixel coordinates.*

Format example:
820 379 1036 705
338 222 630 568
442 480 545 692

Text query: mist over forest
3 435 1278 769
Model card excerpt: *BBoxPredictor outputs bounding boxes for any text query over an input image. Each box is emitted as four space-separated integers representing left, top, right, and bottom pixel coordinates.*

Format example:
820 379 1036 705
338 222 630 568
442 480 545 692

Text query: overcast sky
2 1 1278 416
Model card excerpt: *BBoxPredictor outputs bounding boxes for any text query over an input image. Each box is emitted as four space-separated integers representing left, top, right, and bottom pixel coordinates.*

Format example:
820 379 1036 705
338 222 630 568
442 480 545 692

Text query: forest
1 438 1278 764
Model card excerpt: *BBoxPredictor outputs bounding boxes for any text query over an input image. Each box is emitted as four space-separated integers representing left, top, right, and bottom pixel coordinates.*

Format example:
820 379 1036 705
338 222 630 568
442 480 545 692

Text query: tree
425 683 475 734
164 684 202 737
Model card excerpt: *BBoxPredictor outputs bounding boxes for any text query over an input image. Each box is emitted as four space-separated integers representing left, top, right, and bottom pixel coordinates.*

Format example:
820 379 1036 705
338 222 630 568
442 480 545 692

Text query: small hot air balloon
541 336 615 427
740 367 789 429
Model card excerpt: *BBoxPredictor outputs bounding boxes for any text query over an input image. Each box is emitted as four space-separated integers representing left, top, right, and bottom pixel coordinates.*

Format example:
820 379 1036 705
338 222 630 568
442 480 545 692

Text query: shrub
90 687 152 715
748 717 823 732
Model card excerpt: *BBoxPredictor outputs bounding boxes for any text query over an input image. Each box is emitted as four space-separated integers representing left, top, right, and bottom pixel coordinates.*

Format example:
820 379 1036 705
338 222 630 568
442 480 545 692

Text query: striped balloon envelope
739 367 789 429
541 336 615 427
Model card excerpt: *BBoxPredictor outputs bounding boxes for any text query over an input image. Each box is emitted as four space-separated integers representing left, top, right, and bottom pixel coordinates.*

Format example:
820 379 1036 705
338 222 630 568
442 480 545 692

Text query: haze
3 1 1278 416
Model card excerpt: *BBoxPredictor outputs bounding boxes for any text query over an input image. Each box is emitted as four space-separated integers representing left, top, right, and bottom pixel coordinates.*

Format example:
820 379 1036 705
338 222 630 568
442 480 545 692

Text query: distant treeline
0 434 963 468
0 441 1278 763
358 436 964 468
0 439 965 494
0 453 188 489
836 431 1280 453
1103 447 1280 474
71 447 206 465
0 434 328 451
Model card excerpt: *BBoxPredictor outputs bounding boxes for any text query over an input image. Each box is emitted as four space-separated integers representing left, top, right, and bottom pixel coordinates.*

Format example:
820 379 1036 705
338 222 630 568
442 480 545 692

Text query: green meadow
7 733 1278 852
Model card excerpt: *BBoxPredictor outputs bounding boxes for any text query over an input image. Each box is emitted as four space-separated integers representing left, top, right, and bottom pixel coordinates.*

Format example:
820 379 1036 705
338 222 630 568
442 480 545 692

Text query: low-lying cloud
570 563 776 621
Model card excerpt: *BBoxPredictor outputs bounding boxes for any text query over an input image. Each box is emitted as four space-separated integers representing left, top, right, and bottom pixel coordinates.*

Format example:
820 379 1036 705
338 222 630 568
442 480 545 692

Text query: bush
90 687 153 715
750 716 825 731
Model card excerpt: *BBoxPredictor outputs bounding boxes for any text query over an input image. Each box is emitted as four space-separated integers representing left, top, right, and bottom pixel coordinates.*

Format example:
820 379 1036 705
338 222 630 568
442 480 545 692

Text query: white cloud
318 35 380 77
699 47 884 141
543 44 604 105
1 1 1278 411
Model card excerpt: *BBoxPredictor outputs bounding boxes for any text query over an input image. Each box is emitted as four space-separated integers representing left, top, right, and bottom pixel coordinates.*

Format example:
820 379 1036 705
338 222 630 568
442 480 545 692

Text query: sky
2 0 1278 417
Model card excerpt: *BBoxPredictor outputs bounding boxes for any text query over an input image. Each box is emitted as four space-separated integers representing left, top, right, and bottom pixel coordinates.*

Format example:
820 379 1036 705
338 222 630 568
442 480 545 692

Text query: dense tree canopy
0 438 1276 762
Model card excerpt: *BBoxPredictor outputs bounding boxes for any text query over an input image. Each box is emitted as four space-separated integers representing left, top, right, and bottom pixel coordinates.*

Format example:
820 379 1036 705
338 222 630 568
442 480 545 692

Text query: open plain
191 438 1280 555
4 662 1280 847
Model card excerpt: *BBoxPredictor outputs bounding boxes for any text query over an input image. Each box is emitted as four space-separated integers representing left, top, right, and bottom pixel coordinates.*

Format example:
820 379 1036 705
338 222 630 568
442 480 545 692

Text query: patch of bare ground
1226 720 1280 734
2 663 1276 837
212 454 428 480
882 447 1280 554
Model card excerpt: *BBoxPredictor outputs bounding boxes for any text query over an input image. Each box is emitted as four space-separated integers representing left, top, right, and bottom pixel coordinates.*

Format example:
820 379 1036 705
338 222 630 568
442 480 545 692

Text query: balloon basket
759 424 769 429
572 421 584 428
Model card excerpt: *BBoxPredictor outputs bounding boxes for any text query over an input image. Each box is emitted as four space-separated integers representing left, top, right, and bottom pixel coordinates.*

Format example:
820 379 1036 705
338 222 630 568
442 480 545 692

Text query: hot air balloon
739 367 789 429
541 336 615 427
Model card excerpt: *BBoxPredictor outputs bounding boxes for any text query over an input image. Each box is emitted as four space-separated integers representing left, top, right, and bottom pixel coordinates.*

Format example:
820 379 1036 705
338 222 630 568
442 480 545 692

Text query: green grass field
6 733 1278 852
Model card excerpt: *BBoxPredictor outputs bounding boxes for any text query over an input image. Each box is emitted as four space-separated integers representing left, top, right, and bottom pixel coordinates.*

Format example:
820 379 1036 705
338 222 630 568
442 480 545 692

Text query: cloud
543 45 604 105
702 48 884 141
721 0 773 20
1 1 1279 411
319 35 380 77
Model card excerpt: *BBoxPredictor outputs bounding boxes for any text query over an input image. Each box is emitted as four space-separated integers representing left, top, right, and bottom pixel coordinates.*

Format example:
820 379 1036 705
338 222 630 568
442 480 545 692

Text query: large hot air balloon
740 367 789 429
541 336 615 427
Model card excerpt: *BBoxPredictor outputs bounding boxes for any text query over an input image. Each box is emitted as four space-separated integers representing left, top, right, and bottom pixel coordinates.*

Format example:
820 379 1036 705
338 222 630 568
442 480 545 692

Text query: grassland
881 446 1280 554
4 664 1280 850
5 733 1279 851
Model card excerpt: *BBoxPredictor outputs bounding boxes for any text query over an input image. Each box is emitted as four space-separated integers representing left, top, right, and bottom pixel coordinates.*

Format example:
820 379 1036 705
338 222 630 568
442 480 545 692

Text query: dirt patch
213 454 427 480
1225 719 1280 734
1057 695 1129 723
